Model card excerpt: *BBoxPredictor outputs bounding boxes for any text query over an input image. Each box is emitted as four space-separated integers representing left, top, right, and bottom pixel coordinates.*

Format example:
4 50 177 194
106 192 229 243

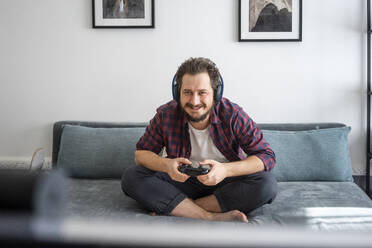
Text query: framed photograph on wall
92 0 154 28
239 0 302 42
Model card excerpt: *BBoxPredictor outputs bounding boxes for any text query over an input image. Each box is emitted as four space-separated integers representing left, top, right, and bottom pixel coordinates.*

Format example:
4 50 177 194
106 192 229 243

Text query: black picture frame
92 0 155 28
239 0 302 42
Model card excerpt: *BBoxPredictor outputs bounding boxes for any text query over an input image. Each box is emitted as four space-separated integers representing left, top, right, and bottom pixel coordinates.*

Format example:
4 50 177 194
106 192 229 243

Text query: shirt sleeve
136 110 164 154
232 109 276 171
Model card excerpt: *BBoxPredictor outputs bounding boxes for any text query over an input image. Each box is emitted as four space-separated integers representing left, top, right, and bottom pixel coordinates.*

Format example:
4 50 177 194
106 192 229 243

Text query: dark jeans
121 165 277 216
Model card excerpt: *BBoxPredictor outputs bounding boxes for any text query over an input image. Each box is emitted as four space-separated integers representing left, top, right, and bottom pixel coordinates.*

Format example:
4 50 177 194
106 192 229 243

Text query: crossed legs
121 165 277 222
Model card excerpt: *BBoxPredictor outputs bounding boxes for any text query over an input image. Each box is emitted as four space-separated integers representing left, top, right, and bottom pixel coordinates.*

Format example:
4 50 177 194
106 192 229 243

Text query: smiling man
121 57 277 222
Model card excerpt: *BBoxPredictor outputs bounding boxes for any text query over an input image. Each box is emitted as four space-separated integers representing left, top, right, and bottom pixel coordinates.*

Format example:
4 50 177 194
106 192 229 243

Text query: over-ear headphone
171 73 224 104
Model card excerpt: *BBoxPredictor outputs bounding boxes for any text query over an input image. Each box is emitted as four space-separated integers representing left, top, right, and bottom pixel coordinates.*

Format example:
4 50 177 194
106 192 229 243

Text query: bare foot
149 212 157 216
209 210 248 223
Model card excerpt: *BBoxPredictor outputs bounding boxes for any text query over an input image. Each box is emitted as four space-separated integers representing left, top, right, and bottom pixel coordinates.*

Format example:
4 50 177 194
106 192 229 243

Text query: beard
182 103 212 123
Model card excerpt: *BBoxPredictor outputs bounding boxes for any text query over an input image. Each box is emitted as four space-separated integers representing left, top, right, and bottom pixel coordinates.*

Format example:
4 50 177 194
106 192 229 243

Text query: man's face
180 72 214 123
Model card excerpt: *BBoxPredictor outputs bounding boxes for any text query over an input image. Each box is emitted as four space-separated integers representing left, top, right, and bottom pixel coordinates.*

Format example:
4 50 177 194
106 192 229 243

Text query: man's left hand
197 160 227 186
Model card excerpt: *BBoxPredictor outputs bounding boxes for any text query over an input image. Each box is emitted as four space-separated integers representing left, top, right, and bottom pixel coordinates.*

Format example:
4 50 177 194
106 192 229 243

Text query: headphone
171 73 224 104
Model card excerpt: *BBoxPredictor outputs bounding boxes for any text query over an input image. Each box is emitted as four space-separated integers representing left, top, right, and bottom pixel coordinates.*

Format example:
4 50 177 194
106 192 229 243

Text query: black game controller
178 163 211 177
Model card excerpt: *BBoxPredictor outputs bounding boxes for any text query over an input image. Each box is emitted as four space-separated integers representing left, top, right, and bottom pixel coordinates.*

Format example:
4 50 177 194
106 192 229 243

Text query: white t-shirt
188 123 229 164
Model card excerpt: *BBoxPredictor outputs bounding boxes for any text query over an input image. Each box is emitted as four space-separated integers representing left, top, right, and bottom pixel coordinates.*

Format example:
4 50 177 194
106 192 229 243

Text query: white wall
0 0 367 174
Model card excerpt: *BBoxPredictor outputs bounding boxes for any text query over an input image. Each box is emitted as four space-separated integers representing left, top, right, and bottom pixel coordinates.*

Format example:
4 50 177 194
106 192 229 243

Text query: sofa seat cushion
64 179 372 231
255 182 372 231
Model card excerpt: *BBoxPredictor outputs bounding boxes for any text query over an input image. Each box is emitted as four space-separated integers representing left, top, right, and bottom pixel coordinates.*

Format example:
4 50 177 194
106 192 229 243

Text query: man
122 57 277 222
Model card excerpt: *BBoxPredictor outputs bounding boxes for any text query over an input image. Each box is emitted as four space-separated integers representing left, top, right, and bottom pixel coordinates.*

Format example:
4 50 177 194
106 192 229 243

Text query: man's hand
197 160 227 186
165 157 191 182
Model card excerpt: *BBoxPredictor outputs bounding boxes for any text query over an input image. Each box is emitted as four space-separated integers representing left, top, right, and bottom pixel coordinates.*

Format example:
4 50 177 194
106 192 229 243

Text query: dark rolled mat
0 169 67 217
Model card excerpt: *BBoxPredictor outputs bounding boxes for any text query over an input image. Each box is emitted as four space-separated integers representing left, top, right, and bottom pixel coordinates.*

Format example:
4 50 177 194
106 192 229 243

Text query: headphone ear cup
214 85 222 102
214 75 224 103
174 84 180 104
172 74 179 103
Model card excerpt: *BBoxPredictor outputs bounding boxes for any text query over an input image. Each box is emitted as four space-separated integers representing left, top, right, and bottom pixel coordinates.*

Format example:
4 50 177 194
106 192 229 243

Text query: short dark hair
175 57 221 92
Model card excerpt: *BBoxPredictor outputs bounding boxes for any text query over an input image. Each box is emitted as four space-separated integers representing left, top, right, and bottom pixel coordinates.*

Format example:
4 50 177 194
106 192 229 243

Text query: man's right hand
165 158 191 182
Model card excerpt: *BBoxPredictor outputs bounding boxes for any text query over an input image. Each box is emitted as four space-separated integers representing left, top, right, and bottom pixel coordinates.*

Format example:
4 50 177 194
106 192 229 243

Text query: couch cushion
64 179 372 231
257 182 372 231
57 125 145 178
262 126 353 182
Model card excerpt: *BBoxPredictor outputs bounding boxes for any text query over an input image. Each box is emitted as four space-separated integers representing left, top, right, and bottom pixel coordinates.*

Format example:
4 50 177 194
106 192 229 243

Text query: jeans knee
121 165 149 195
260 172 278 203
121 166 134 194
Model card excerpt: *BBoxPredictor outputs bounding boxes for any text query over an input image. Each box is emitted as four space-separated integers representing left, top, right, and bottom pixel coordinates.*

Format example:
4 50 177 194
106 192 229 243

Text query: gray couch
53 121 372 232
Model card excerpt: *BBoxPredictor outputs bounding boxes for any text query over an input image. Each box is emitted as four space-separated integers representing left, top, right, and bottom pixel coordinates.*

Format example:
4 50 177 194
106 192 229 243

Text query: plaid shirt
137 98 275 171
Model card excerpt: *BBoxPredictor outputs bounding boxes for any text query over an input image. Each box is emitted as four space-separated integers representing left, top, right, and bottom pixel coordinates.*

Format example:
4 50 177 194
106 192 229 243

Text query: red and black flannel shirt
136 98 276 171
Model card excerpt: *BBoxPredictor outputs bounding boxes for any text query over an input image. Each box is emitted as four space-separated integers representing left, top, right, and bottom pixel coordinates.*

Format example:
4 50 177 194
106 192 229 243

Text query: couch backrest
258 123 346 131
53 121 352 181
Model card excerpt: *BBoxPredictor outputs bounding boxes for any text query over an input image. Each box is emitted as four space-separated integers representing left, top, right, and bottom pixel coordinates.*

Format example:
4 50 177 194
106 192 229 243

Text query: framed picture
92 0 154 28
239 0 302 42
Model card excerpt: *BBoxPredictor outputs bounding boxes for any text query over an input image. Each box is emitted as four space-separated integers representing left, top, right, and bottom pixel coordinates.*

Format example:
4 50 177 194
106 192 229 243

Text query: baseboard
0 157 51 170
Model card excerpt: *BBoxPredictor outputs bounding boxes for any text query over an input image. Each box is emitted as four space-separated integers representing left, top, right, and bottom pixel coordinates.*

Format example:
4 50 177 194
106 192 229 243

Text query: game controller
178 162 211 176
